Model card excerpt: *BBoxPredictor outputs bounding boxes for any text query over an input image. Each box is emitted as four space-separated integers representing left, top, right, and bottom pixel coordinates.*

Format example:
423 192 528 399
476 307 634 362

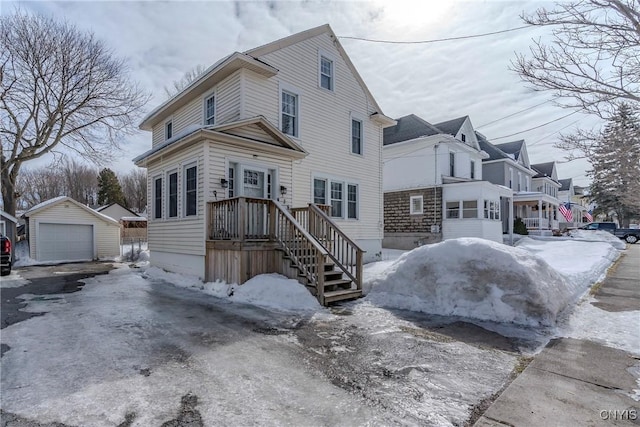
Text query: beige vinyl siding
28 203 120 259
146 142 207 256
247 32 383 241
151 71 243 148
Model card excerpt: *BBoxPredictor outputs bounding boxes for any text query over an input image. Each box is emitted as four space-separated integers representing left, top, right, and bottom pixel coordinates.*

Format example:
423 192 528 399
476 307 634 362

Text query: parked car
1 234 12 275
580 222 640 244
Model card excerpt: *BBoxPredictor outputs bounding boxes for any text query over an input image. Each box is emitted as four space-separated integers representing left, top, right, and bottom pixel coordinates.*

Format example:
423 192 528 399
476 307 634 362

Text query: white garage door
38 223 94 261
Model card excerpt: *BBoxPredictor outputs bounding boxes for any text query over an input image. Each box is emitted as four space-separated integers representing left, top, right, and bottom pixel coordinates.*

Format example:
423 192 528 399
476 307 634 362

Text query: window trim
279 81 302 139
153 176 162 220
183 162 198 217
410 195 424 215
165 119 173 140
318 49 336 92
350 113 364 156
166 170 179 219
203 92 216 126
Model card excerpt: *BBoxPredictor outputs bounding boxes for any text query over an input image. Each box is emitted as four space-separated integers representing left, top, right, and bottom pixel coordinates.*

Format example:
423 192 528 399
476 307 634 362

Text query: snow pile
516 238 619 288
144 267 321 312
367 238 576 327
12 240 37 267
0 271 29 288
568 229 626 250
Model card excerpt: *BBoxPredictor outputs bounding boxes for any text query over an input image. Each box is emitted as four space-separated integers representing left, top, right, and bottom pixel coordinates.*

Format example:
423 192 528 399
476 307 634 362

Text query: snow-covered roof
24 196 119 225
121 216 147 222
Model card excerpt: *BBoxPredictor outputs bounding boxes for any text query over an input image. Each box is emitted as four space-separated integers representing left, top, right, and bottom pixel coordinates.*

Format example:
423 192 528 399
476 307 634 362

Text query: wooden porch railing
209 197 271 240
307 204 364 291
291 204 330 230
522 217 550 230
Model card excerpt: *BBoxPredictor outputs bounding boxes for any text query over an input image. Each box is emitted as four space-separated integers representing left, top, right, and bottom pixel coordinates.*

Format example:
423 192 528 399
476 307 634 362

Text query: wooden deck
205 197 363 305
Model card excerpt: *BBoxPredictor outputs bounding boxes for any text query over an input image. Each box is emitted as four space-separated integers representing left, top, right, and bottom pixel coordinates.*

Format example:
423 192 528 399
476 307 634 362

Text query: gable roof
531 162 555 178
433 116 468 137
383 114 443 146
495 140 524 160
96 203 141 218
134 116 307 166
140 52 279 130
476 133 511 161
558 178 572 191
24 197 119 225
245 24 387 117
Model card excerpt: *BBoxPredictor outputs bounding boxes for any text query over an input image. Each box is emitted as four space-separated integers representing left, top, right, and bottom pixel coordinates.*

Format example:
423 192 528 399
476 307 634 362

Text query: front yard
0 235 635 426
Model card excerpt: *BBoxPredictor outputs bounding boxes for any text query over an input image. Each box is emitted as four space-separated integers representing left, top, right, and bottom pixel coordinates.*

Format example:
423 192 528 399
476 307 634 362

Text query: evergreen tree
97 168 126 207
587 104 640 227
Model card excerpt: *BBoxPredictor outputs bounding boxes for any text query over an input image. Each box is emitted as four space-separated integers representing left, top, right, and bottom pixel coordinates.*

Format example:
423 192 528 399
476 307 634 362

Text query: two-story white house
134 25 395 305
382 115 513 248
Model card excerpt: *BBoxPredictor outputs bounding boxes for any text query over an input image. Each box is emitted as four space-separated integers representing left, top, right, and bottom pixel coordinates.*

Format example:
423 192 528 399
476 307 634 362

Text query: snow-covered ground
1 236 636 426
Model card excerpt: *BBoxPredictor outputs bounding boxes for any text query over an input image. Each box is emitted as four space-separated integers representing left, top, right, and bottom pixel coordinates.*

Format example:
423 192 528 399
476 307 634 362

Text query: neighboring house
0 209 18 247
23 196 121 262
558 178 589 228
97 203 148 240
382 114 512 248
476 136 561 234
133 25 395 305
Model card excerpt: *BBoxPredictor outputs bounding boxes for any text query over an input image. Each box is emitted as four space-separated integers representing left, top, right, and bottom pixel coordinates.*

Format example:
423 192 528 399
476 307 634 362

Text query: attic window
165 120 173 140
461 133 466 142
320 56 334 91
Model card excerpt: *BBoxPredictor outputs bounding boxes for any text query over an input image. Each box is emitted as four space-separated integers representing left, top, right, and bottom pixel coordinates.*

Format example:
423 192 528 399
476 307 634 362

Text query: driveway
1 264 524 427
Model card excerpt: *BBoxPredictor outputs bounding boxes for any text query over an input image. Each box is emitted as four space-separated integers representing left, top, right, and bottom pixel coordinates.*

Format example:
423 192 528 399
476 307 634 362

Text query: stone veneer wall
383 187 442 249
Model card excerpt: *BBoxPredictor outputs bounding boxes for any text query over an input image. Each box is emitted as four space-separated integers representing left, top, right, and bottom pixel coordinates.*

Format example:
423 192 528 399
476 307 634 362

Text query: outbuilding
24 196 121 262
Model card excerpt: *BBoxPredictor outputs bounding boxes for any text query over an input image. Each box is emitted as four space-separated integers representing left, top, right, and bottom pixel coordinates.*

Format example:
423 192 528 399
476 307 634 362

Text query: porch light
280 185 288 195
220 178 229 189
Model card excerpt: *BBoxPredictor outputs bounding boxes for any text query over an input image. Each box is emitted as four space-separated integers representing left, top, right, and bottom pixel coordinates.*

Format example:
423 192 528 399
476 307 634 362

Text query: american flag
584 210 593 223
559 202 573 222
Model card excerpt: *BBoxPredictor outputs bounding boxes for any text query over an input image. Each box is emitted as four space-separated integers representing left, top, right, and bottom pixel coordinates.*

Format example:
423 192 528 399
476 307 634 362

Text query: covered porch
513 192 560 234
206 197 364 305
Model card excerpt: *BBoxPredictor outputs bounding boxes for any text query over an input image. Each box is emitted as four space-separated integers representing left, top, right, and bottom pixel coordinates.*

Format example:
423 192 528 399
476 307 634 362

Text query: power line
528 119 582 146
338 25 532 44
476 99 553 129
490 110 581 141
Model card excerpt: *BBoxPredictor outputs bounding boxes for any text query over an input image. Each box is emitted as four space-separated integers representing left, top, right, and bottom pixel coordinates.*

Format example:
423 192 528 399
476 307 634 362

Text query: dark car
1 234 12 276
581 222 639 244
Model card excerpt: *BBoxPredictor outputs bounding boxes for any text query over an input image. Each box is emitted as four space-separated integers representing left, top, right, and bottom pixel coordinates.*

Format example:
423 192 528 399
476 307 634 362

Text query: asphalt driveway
0 264 523 427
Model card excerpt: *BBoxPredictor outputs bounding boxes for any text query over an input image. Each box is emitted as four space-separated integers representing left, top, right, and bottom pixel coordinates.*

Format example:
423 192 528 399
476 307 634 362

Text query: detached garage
24 196 121 262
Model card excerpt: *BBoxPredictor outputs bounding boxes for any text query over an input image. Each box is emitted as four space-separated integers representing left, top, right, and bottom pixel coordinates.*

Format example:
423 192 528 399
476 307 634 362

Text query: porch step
323 279 353 291
323 289 362 304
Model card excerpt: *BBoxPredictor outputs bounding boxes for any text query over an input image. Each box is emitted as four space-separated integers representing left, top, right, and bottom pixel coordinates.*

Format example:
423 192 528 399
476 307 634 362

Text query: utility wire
490 110 581 141
476 99 553 129
338 25 532 44
528 119 581 146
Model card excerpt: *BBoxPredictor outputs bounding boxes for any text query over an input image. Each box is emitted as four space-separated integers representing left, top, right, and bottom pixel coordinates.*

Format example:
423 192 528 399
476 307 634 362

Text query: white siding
146 141 207 257
151 71 242 148
28 202 120 260
246 32 384 242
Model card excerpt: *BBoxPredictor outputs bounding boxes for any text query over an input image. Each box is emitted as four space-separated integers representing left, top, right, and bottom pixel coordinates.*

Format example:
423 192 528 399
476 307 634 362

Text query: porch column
538 199 542 229
508 196 514 245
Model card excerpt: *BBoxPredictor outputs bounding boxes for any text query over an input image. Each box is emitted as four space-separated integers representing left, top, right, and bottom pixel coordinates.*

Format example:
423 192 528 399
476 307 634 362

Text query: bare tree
62 159 99 206
0 10 148 220
15 167 66 210
164 64 207 98
512 0 640 118
120 168 147 213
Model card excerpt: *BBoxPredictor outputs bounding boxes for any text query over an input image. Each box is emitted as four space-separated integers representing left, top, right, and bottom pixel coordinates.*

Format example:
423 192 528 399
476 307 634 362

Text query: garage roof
24 196 119 225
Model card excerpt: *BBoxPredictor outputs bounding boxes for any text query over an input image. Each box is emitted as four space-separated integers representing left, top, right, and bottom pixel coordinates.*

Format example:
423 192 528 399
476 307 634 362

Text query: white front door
240 166 267 198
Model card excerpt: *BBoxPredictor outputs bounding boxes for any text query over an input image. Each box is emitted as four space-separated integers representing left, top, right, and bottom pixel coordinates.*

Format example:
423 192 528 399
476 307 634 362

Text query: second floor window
470 160 475 179
165 120 173 140
320 56 333 91
204 95 215 125
281 90 298 137
351 119 362 155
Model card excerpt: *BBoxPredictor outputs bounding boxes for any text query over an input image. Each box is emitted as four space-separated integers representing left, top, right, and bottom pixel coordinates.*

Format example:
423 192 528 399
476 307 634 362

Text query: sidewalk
475 243 640 427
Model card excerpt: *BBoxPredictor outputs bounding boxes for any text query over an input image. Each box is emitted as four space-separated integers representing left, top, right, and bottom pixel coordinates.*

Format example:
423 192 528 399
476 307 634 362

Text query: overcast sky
6 0 603 186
